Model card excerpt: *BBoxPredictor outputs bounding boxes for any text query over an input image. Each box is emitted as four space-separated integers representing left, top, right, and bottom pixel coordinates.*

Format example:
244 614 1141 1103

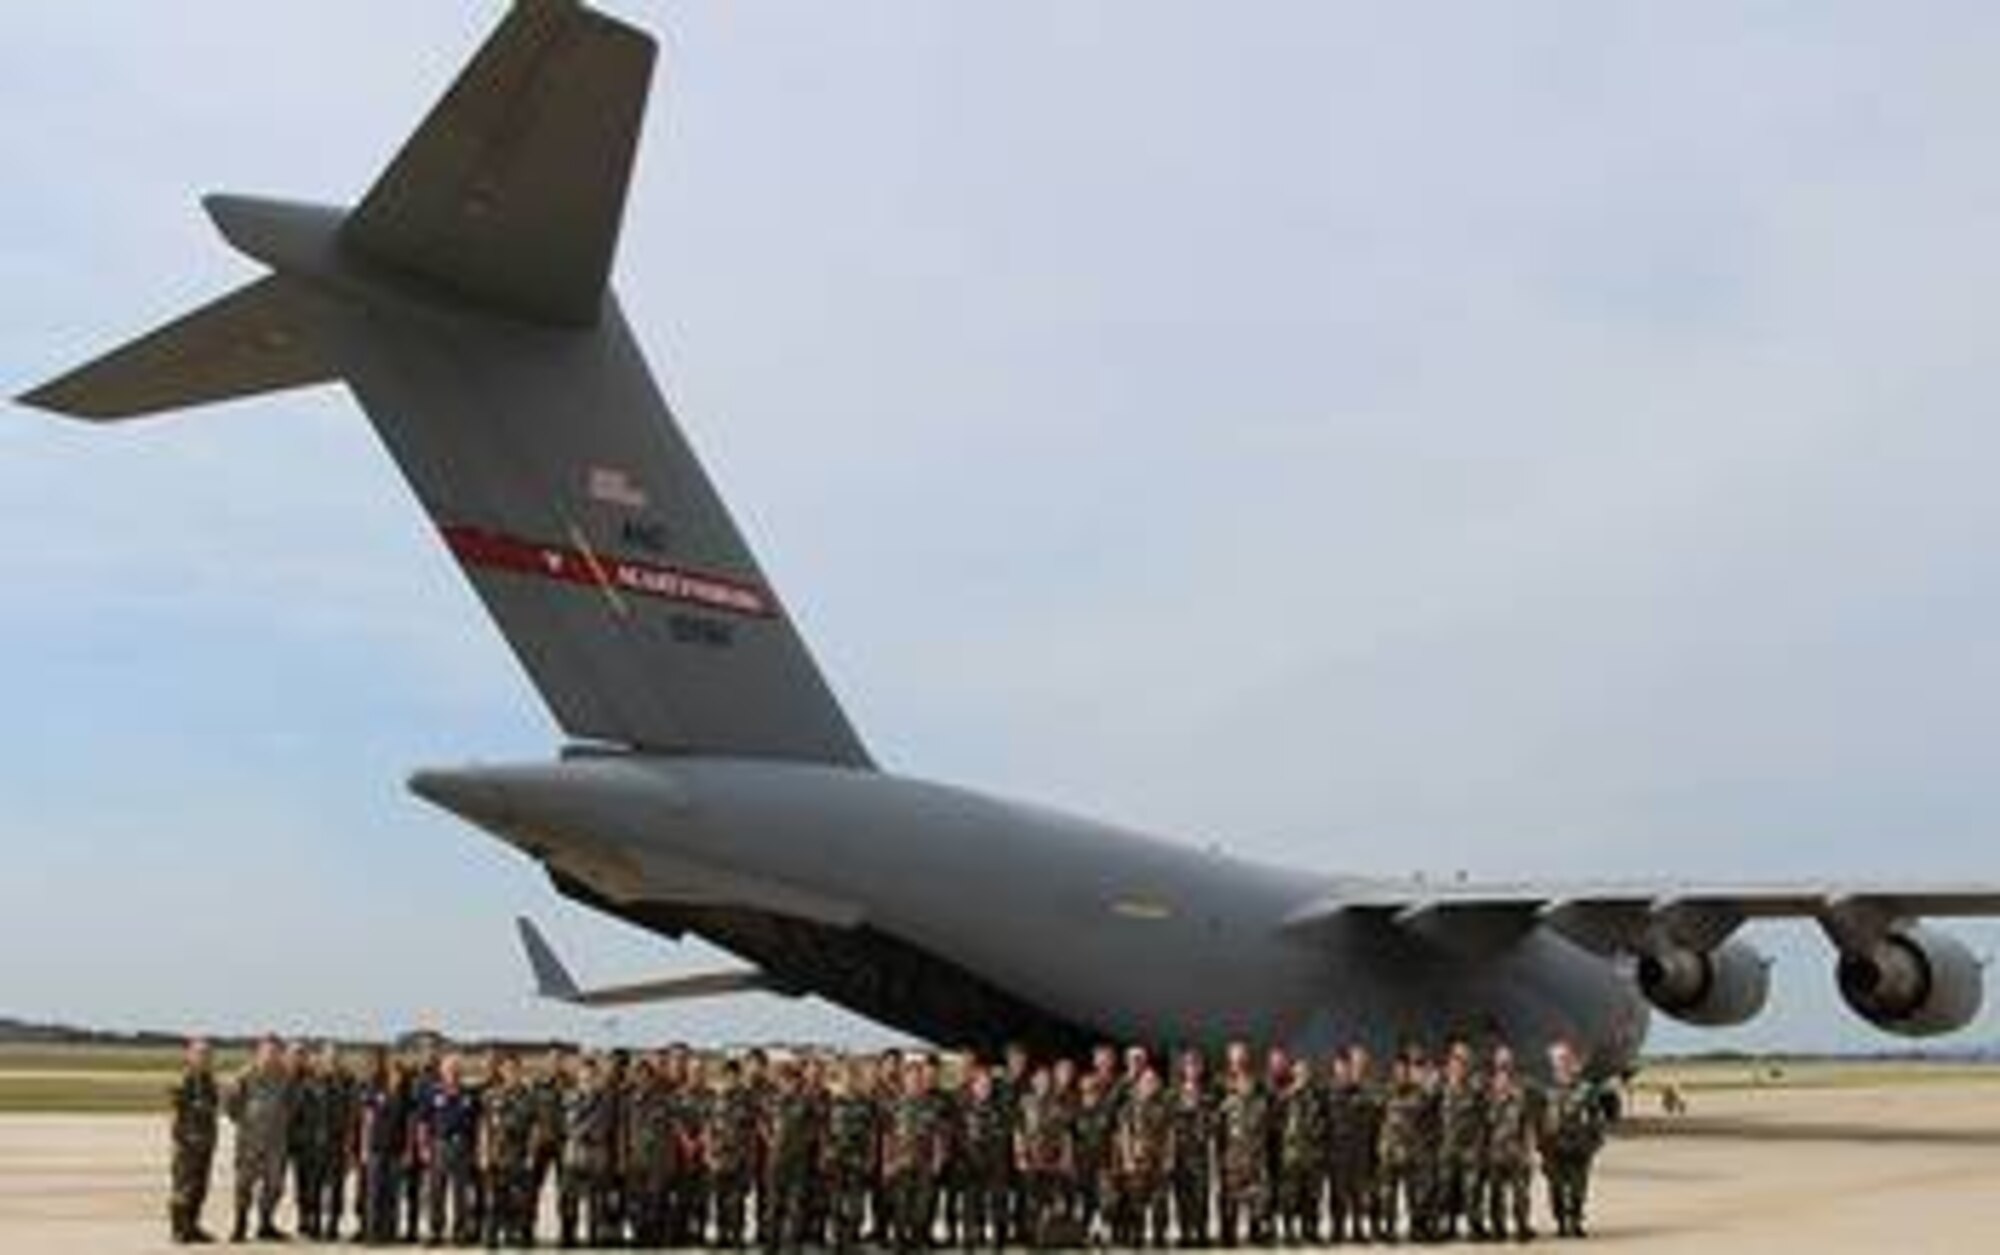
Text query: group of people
168 1031 1612 1249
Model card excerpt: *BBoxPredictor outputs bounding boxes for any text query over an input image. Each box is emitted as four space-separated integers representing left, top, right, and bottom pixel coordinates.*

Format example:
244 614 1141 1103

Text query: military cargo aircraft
21 1 2000 1075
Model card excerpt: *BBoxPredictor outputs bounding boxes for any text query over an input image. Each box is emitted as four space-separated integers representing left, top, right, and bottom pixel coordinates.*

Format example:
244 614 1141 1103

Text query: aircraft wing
1284 882 2000 955
515 917 795 1008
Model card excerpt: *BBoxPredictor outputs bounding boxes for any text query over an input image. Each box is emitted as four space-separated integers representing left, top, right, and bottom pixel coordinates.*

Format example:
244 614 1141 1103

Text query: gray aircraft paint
19 1 2000 1075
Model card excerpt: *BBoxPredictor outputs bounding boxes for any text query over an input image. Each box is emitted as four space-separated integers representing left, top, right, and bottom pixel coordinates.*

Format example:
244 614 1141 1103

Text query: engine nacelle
1836 925 1985 1037
1637 937 1770 1027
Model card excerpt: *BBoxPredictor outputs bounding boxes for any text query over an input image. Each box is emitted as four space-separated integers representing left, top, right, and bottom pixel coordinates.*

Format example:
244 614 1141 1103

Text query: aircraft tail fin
18 1 871 767
517 916 586 1002
16 276 333 421
343 0 655 327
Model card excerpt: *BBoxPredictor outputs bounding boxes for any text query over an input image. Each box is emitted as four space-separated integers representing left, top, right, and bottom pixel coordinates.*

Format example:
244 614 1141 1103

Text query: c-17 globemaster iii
20 1 2000 1077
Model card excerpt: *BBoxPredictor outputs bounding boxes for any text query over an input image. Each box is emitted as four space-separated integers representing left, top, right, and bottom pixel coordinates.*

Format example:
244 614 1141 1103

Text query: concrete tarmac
3 1077 1997 1253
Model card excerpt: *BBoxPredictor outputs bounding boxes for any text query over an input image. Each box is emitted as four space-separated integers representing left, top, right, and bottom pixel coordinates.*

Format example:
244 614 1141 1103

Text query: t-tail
18 0 870 769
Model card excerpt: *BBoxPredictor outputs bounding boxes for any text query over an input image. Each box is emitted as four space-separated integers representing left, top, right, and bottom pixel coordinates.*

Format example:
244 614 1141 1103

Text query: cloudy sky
5 1 2000 1054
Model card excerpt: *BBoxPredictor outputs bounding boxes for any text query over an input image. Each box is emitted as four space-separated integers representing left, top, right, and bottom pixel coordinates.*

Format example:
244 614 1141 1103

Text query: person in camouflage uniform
883 1056 945 1252
1320 1047 1368 1239
667 1047 711 1247
1374 1054 1426 1243
959 1062 1015 1249
527 1051 569 1247
742 1048 773 1245
1167 1050 1213 1248
1109 1064 1173 1247
1069 1072 1116 1243
761 1058 821 1251
168 1037 220 1244
800 1053 834 1245
822 1057 880 1253
559 1053 617 1248
1274 1055 1326 1244
1539 1040 1607 1239
317 1045 359 1242
1216 1063 1272 1247
1437 1041 1490 1241
1482 1045 1537 1243
928 1054 967 1246
1410 1048 1446 1242
623 1052 675 1247
998 1044 1032 1246
603 1050 634 1242
479 1053 535 1250
225 1035 293 1243
285 1043 332 1240
1014 1066 1072 1248
1345 1046 1387 1243
706 1057 760 1249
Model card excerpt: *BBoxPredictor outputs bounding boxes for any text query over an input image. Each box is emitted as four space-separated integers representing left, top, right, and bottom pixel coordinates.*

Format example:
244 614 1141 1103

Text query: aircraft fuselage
414 754 1650 1075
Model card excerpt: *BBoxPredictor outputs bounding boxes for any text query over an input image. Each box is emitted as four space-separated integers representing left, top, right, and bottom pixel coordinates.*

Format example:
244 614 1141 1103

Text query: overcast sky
5 1 2000 1055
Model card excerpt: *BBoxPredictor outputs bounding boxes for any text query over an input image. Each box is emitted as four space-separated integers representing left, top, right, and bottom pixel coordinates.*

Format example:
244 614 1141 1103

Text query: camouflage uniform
960 1081 1015 1248
1483 1076 1537 1242
319 1061 359 1241
1110 1082 1174 1247
1438 1071 1489 1239
1410 1068 1445 1241
1166 1070 1213 1246
601 1053 632 1242
883 1083 943 1252
1540 1077 1606 1238
168 1062 220 1243
225 1061 293 1241
763 1076 822 1250
1014 1085 1072 1248
1274 1074 1326 1243
1216 1080 1272 1247
560 1065 617 1247
527 1064 568 1245
1374 1073 1425 1242
481 1074 537 1249
822 1082 879 1252
669 1073 711 1246
624 1063 675 1246
929 1076 966 1245
1320 1071 1363 1242
1070 1088 1116 1242
706 1075 760 1248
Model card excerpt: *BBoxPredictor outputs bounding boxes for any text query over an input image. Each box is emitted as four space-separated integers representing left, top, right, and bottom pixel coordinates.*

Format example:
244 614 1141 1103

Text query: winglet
516 916 584 1003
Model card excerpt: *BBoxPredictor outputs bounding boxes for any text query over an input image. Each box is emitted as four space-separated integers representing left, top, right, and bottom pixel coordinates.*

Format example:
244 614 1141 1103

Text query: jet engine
1836 925 1984 1037
1636 937 1770 1027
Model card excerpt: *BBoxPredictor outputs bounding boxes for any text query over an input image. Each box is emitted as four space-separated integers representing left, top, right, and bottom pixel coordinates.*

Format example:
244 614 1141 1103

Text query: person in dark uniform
358 1048 410 1245
421 1053 483 1244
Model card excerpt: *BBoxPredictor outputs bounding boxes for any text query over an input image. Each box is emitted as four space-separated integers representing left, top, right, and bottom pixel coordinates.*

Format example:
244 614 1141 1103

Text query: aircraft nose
407 766 514 826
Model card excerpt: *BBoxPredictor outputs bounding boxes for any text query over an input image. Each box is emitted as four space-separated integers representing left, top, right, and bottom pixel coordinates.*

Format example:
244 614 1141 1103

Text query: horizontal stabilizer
17 276 332 420
515 916 790 1008
343 0 656 326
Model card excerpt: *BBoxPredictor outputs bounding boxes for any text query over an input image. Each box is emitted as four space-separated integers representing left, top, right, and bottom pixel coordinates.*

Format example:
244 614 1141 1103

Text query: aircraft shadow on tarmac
1622 1115 2000 1148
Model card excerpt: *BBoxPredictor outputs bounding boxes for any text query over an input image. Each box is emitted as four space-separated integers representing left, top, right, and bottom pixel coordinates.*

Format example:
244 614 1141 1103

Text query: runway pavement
3 1074 1997 1253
